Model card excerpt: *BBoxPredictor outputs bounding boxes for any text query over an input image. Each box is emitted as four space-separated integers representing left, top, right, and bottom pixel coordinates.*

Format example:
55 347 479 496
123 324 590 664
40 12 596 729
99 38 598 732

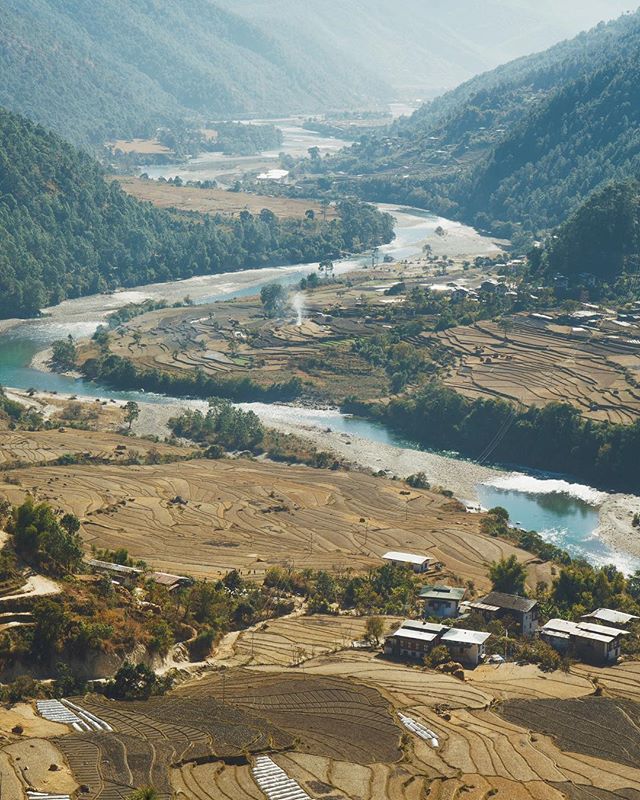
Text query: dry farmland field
499 696 640 769
116 176 335 220
108 138 172 155
0 426 191 468
84 292 391 403
0 457 550 585
433 316 640 423
76 262 462 406
228 613 380 667
4 648 640 798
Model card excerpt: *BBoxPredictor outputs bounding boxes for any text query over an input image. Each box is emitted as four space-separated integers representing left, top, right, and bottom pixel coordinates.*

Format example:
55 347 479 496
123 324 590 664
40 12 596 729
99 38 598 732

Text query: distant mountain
222 0 635 100
0 0 387 146
0 0 633 146
325 8 640 237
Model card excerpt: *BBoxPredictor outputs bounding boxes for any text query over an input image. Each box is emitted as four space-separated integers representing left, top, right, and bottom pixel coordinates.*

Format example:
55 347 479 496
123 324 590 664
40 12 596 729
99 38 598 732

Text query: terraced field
262 651 640 799
171 761 264 800
500 697 640 769
230 614 379 666
571 660 640 701
176 669 402 765
95 297 389 402
1 458 549 585
0 427 187 468
3 652 640 798
433 317 640 423
52 692 295 800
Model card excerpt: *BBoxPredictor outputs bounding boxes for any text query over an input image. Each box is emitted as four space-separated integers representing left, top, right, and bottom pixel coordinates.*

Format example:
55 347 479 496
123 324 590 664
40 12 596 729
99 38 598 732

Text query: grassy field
116 176 335 220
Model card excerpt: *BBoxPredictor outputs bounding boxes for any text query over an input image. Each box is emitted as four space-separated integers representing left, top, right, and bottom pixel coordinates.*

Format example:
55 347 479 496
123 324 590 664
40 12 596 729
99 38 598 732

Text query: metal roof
476 591 537 613
86 559 142 576
401 620 447 634
469 601 501 612
388 627 440 643
382 551 430 565
441 628 492 646
578 620 629 637
148 571 190 586
541 618 627 644
581 608 639 626
419 586 466 602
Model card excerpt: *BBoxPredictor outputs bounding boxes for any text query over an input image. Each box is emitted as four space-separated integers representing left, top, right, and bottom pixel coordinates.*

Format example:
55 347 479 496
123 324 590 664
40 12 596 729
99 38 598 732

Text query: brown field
116 176 335 219
0 427 190 468
84 286 401 402
176 669 401 764
499 696 640 769
571 660 640 701
0 457 550 585
3 646 640 798
277 652 640 798
107 138 172 155
433 316 640 423
229 613 382 667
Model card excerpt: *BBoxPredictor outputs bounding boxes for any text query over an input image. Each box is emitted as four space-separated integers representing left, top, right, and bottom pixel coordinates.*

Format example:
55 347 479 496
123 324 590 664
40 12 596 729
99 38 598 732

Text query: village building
147 571 193 592
86 560 192 592
86 558 142 588
419 585 466 618
382 551 431 573
540 618 627 664
384 619 491 667
469 591 539 636
384 621 445 660
580 608 639 629
440 628 491 668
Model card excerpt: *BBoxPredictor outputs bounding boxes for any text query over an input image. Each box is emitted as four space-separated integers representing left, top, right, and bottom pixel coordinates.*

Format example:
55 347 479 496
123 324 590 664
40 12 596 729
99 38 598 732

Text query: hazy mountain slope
327 9 640 235
222 0 635 99
0 0 388 145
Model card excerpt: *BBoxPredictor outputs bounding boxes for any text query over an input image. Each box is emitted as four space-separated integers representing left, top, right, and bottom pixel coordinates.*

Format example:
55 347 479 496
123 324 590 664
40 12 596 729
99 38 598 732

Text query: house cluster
86 558 193 592
539 608 637 665
384 570 637 668
385 586 537 668
384 619 491 667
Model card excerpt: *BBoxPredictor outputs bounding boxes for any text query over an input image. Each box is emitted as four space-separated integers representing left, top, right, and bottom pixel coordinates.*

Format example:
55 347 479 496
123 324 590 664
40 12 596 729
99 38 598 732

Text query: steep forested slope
531 180 640 282
0 0 387 145
0 109 393 319
326 9 640 236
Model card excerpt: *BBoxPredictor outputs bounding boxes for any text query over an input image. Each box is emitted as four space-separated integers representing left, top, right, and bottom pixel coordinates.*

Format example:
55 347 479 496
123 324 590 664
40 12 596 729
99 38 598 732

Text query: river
142 118 355 185
0 121 637 573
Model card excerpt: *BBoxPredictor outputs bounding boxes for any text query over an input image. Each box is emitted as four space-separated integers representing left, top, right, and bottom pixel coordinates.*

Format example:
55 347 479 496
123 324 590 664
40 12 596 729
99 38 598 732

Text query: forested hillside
0 109 393 319
325 9 640 237
530 180 640 282
0 0 387 145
